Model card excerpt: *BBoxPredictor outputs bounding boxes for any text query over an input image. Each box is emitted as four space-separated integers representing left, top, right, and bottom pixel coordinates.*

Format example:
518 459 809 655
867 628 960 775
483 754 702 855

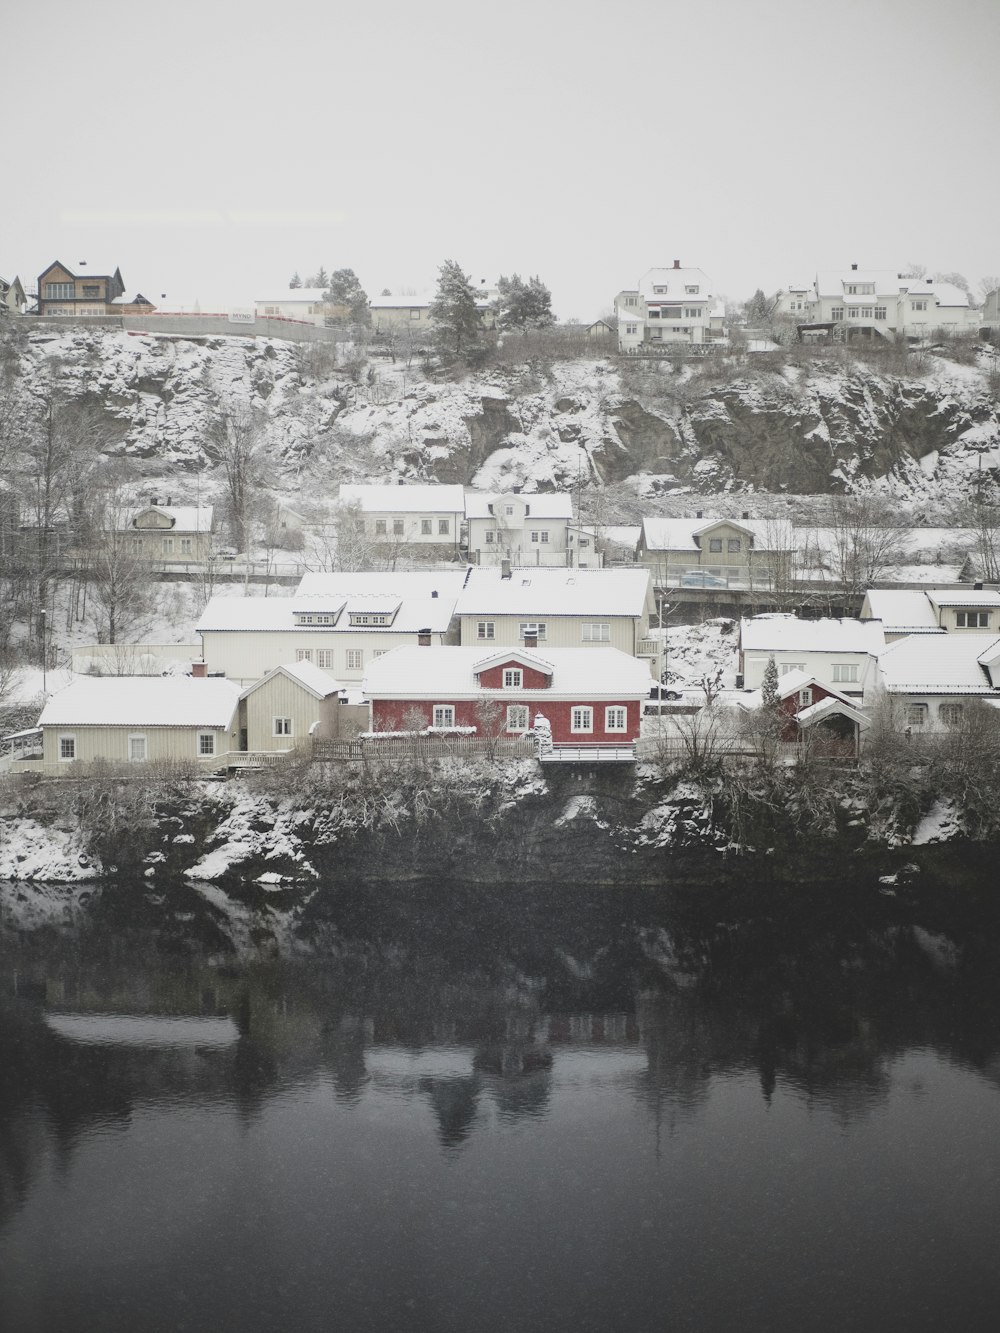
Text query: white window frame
571 706 593 733
477 620 495 640
779 662 806 674
438 519 450 535
939 702 963 727
393 519 405 535
582 623 610 642
375 519 387 535
180 537 192 555
58 734 76 761
906 702 928 727
503 668 523 689
832 663 859 683
197 732 216 756
421 519 432 535
345 649 364 671
273 717 293 737
296 649 314 663
519 622 546 641
957 611 989 628
432 704 455 728
605 706 627 732
317 649 335 669
506 704 530 733
128 734 147 762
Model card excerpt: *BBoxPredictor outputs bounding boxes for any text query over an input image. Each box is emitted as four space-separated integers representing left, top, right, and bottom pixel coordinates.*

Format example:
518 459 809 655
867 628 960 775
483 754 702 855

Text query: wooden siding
42 722 237 767
243 673 339 752
371 697 641 743
200 629 452 685
458 614 642 655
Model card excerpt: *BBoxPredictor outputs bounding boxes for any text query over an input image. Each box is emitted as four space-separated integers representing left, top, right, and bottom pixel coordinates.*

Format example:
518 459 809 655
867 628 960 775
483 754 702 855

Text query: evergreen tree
429 260 481 359
761 654 780 710
495 273 554 332
324 268 371 325
289 272 302 289
312 266 329 289
744 288 771 324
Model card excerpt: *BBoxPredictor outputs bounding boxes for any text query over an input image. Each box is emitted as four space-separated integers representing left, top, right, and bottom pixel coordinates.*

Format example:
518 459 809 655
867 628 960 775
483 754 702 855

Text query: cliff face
3 325 998 499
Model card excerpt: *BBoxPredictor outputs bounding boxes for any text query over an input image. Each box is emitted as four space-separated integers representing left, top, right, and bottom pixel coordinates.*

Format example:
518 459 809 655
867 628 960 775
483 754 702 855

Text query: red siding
371 696 641 741
477 659 551 690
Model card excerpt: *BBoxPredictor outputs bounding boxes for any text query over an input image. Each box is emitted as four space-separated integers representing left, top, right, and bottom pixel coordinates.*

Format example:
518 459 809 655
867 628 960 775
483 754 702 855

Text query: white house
465 492 588 567
337 484 466 555
637 515 796 590
614 262 726 353
125 502 215 562
368 280 497 332
254 289 346 326
454 566 660 677
876 633 1000 731
860 588 1000 640
197 569 466 687
738 614 886 703
789 265 980 339
237 660 355 753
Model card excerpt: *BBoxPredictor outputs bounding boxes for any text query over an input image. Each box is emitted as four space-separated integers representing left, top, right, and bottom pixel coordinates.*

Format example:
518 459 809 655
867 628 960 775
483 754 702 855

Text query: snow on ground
0 818 97 882
662 618 739 689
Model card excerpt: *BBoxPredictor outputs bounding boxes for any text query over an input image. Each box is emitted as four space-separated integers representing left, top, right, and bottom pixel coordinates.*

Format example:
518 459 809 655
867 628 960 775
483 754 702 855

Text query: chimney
417 629 432 646
523 632 538 648
696 510 703 519
191 661 207 677
431 589 438 598
673 259 681 269
501 558 512 580
975 581 984 591
742 511 750 519
851 263 858 271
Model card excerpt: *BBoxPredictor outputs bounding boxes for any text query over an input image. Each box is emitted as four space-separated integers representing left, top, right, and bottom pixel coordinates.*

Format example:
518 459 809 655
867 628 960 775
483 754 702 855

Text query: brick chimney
417 628 432 646
501 558 512 580
673 259 681 269
523 632 538 648
191 661 207 677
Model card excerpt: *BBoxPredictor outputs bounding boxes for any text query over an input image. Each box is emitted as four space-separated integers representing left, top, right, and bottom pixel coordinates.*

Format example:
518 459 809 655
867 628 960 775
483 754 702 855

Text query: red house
738 669 871 754
362 645 652 751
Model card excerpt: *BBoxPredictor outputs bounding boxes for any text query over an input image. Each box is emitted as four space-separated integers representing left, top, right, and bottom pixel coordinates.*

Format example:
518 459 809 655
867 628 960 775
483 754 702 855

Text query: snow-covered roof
255 289 331 303
239 661 343 701
368 290 433 309
878 633 1000 694
464 491 574 520
926 589 1000 608
736 668 857 711
740 615 885 656
815 269 904 298
198 573 462 635
362 645 652 699
39 677 240 728
338 483 466 513
641 516 792 552
455 567 651 617
862 590 942 632
130 504 213 533
796 695 871 729
197 596 298 633
638 267 714 300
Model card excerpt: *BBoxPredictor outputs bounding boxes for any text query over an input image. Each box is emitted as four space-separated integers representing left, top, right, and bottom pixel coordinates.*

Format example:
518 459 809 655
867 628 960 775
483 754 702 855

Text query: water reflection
3 874 1000 1331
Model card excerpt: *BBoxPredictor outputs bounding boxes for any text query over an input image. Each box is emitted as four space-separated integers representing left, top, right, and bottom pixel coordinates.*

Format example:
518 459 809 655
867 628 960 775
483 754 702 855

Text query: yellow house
127 503 215 562
237 661 358 753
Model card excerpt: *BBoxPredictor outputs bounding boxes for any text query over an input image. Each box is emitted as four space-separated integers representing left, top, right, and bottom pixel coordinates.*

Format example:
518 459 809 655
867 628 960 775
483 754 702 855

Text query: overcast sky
5 0 999 319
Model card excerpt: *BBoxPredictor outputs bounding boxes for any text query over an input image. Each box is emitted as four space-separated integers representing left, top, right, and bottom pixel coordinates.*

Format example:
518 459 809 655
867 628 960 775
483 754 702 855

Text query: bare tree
205 402 269 555
82 471 156 644
823 493 906 598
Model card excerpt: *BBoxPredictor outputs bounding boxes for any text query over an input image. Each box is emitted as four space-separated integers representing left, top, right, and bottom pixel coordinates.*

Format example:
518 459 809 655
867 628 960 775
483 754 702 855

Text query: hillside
3 325 999 517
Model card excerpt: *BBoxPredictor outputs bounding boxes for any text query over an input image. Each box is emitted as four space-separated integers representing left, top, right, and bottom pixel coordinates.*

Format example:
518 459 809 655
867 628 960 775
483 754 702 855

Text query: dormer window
297 613 337 625
348 612 393 626
503 668 523 688
685 285 699 294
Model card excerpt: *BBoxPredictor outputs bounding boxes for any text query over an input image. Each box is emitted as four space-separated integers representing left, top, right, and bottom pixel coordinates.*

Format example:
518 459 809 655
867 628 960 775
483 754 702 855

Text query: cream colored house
788 265 981 339
614 262 726 353
465 492 589 567
197 569 466 687
876 633 1000 731
637 516 796 590
368 280 497 332
338 484 466 556
254 289 348 326
738 615 886 703
0 274 26 317
860 588 1000 640
126 503 215 562
454 566 660 677
237 661 356 753
34 677 240 772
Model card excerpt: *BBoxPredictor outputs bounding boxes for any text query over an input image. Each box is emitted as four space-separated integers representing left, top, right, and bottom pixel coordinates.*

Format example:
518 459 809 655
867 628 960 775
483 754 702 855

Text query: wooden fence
312 735 536 762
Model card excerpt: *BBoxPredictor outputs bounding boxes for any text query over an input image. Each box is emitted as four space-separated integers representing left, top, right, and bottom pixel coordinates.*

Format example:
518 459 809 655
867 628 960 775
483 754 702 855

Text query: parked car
649 684 682 702
680 571 728 588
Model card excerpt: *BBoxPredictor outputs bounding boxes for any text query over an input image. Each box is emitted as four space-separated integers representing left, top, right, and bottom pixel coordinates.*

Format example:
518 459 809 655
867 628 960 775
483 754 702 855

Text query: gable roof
740 615 885 656
737 668 859 711
362 645 652 699
130 504 214 532
239 661 343 702
861 590 943 633
640 516 793 553
465 492 574 520
38 677 240 728
338 483 467 513
455 567 652 618
878 633 1000 694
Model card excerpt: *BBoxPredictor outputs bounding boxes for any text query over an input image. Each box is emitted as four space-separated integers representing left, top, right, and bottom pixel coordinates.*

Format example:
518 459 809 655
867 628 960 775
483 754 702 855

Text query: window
831 306 844 321
906 703 928 727
477 621 495 640
685 285 700 294
957 611 990 628
162 538 174 554
180 537 192 555
625 323 637 335
709 538 723 553
540 530 549 543
874 306 887 320
409 308 420 320
797 689 812 706
505 505 514 517
605 706 627 732
393 519 404 535
530 530 539 542
58 735 76 761
685 308 702 319
198 732 215 756
128 735 147 762
503 668 523 688
317 650 335 668
779 662 805 674
652 286 668 294
648 308 661 319
296 649 314 663
727 538 741 553
45 282 74 299
582 623 610 642
571 706 593 732
421 519 432 535
346 649 364 670
131 537 143 551
912 300 927 312
939 702 963 727
832 664 859 683
485 531 495 544
372 649 388 658
274 717 293 736
349 613 391 626
438 519 450 535
625 296 638 306
82 284 100 297
519 622 546 641
375 519 387 535
506 704 530 732
432 705 455 728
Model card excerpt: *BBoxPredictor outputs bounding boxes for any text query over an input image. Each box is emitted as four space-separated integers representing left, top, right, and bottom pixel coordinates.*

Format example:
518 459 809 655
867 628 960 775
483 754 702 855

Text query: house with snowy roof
362 644 651 757
734 668 871 756
338 484 466 557
0 274 26 317
254 289 348 326
32 677 241 772
860 587 1000 641
197 569 466 686
876 633 1000 731
124 501 215 562
790 265 980 339
454 566 660 677
237 660 363 753
637 515 796 591
614 262 726 353
368 279 497 333
738 614 886 703
465 491 588 568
